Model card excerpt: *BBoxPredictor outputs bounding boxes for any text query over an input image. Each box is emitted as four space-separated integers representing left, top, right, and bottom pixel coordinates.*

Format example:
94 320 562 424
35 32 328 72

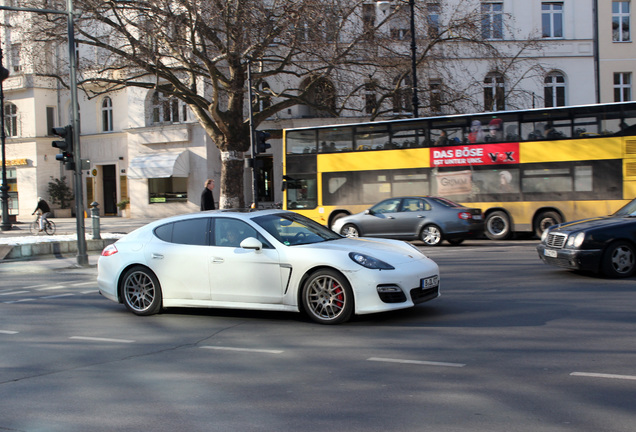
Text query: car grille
546 232 567 249
410 286 440 304
378 290 407 303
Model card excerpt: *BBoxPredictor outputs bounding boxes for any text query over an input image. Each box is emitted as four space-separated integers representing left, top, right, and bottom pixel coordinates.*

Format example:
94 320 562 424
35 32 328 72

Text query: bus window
319 127 353 152
354 125 390 150
573 117 599 137
287 130 317 154
392 121 429 148
286 175 318 209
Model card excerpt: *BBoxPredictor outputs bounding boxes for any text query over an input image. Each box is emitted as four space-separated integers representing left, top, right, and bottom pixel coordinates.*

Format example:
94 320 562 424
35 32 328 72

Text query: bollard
90 201 101 240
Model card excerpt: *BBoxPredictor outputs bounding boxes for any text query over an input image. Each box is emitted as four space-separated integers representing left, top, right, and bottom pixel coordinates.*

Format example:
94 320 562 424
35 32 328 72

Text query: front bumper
536 244 603 272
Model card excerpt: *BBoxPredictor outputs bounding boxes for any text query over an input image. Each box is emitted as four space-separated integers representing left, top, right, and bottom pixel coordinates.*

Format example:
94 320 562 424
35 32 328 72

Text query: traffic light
255 130 271 154
52 125 75 170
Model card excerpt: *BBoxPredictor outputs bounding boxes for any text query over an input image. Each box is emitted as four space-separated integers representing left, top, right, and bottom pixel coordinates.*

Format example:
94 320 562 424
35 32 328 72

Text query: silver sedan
332 196 484 246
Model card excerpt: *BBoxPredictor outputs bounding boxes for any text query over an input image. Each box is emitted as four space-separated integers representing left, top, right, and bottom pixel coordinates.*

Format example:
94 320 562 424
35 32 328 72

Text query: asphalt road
1 240 635 432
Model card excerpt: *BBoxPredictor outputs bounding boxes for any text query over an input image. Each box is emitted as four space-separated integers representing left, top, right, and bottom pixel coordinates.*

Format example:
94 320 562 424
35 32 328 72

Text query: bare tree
14 0 544 207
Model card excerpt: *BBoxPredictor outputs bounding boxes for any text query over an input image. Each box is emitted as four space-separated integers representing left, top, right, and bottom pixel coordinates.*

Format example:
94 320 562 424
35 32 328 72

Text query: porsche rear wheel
121 266 163 315
302 269 353 325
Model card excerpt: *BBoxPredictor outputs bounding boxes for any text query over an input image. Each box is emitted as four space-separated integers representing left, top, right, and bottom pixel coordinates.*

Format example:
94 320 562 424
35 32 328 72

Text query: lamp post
0 46 11 231
377 0 420 118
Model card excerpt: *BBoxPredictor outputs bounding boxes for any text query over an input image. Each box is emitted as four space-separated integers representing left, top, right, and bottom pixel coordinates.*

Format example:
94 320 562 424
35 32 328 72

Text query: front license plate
544 249 558 258
421 275 439 289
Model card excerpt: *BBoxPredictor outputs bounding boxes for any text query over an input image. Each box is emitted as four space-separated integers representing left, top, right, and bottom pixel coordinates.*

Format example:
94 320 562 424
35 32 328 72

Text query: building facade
0 0 630 223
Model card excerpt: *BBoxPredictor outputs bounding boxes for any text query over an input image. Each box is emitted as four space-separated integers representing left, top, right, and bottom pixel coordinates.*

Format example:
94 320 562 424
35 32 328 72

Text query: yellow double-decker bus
283 102 636 240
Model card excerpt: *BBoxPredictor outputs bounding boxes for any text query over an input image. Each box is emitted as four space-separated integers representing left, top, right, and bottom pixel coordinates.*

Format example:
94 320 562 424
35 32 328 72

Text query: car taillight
458 212 472 220
101 244 118 257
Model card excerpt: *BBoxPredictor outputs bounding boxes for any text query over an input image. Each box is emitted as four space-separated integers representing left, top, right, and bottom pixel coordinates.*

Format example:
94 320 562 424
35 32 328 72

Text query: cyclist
32 197 51 232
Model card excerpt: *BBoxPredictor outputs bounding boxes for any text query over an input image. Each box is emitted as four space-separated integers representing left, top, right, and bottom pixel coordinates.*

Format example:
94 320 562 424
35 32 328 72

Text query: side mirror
240 237 262 251
365 209 375 215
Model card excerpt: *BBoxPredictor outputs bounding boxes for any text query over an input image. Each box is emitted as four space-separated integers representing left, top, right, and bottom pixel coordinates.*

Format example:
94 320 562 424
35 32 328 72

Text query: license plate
421 275 439 289
473 215 482 220
544 249 558 258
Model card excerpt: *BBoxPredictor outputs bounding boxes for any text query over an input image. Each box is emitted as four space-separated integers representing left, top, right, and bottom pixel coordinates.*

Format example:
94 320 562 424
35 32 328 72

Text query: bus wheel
485 211 511 240
341 224 360 237
330 212 347 230
534 211 562 238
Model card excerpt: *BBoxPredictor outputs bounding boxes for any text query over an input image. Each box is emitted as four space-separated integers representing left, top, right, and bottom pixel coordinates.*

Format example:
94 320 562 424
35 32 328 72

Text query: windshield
613 198 636 217
253 212 341 246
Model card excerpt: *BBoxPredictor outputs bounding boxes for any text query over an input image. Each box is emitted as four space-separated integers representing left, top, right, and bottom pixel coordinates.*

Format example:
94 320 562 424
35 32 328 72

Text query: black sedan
331 196 484 246
537 198 636 278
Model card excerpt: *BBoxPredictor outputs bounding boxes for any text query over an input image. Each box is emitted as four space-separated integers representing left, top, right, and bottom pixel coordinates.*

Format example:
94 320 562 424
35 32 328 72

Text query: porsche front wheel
302 270 353 325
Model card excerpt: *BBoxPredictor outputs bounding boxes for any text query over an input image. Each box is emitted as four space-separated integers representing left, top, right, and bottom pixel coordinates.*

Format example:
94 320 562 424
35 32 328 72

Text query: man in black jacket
200 179 215 211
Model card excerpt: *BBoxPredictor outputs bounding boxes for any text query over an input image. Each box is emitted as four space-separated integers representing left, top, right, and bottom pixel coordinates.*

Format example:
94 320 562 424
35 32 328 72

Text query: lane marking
70 282 95 287
42 293 74 299
571 372 636 381
0 291 29 296
81 290 98 294
69 336 135 344
0 330 19 334
23 284 48 289
4 298 35 304
200 346 284 354
367 357 466 368
36 286 66 291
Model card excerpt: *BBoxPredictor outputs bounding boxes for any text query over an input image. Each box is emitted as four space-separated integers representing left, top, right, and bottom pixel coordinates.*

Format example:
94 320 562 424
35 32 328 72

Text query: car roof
145 209 290 228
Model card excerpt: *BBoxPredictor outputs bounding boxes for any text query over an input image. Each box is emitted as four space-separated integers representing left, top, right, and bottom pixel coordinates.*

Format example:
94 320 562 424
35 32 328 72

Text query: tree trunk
219 150 245 208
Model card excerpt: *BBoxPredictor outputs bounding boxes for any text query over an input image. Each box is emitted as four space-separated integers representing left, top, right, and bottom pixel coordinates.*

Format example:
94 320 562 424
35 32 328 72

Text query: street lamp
377 0 420 118
0 46 11 231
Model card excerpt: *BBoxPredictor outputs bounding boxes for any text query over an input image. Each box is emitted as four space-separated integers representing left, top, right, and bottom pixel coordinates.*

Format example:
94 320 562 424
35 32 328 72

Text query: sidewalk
0 216 155 265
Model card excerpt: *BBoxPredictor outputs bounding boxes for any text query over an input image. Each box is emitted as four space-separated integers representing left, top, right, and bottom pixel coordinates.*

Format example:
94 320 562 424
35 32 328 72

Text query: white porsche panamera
97 209 440 324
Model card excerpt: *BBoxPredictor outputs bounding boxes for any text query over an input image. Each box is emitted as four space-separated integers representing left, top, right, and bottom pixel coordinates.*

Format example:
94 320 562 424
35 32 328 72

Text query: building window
46 107 55 135
390 5 410 40
149 177 188 203
542 2 563 38
151 91 187 124
481 2 503 40
484 73 505 111
429 79 442 114
614 72 632 102
393 75 413 115
362 3 376 39
427 3 441 38
365 81 378 115
253 81 272 113
4 102 18 137
101 97 113 132
613 1 631 42
544 72 566 107
10 43 21 72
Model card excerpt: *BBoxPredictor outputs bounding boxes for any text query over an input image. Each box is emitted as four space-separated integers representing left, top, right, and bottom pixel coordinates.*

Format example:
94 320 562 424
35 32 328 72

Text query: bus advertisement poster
430 142 519 167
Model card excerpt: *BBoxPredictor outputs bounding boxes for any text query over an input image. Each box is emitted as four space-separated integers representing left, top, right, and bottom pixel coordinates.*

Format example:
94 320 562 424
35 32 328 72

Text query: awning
127 151 189 179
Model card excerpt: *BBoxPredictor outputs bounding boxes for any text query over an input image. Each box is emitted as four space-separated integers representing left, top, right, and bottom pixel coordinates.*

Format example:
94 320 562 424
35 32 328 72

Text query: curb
1 238 117 260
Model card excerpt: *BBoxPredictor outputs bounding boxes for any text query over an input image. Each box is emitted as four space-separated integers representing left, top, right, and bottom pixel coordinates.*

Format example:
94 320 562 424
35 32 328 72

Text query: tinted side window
154 223 173 242
171 218 210 246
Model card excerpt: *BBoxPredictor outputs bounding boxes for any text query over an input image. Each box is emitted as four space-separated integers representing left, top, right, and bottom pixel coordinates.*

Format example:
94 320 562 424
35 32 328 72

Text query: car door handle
417 215 425 218
386 216 395 219
151 253 164 260
211 257 224 263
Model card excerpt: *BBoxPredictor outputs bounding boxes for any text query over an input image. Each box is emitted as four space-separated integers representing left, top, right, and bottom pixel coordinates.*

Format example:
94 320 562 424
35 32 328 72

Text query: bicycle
29 215 56 235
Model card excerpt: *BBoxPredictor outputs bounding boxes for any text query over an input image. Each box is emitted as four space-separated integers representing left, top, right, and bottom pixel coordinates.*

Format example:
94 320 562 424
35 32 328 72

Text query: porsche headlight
349 252 395 270
566 232 585 248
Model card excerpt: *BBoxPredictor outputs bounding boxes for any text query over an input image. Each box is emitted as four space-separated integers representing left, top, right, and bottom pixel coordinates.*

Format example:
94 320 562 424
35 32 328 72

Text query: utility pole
0 47 11 231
